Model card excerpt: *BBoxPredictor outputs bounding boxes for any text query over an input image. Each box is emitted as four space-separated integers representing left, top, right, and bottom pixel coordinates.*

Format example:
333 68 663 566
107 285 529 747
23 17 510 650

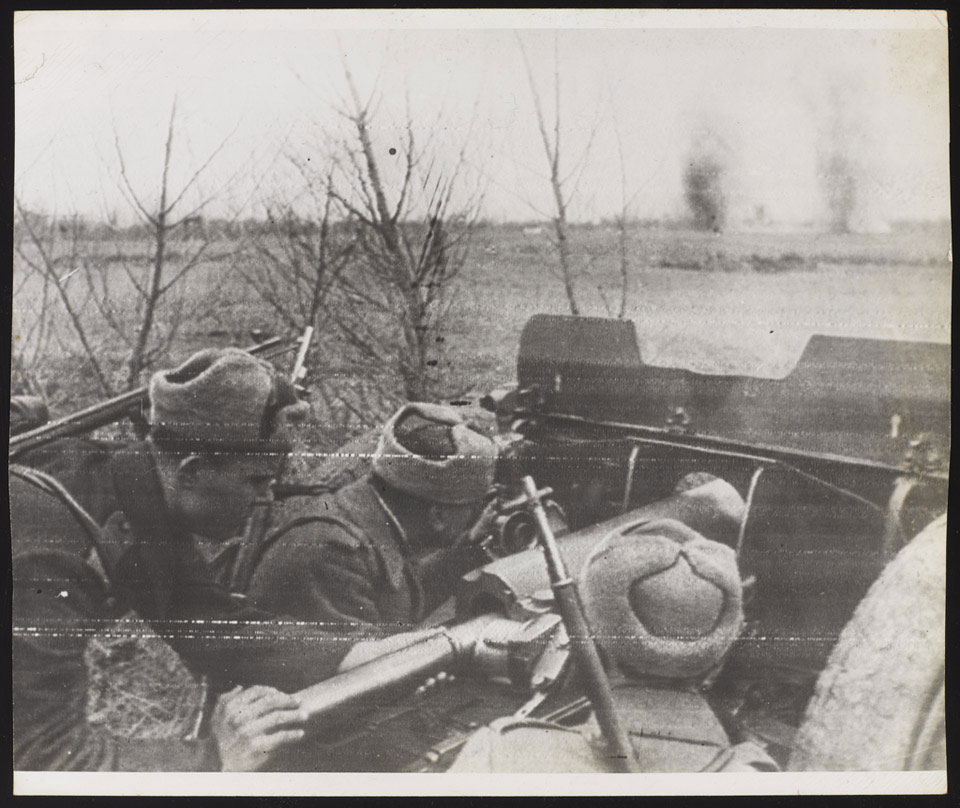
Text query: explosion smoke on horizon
814 76 888 234
683 127 732 232
818 82 859 234
820 152 857 234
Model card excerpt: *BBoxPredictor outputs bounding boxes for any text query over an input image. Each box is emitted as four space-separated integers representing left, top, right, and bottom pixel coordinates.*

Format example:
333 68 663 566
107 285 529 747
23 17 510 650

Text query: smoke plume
814 73 888 234
683 126 733 232
820 151 857 234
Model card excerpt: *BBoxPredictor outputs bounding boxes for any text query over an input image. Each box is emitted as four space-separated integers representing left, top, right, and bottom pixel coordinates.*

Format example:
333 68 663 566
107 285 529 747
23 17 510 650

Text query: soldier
248 402 499 638
448 517 780 773
11 348 357 771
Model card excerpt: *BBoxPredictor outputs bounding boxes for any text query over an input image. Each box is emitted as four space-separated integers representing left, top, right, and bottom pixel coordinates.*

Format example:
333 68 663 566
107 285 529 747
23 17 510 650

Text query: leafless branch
165 126 236 214
14 197 115 395
114 134 158 228
515 31 580 315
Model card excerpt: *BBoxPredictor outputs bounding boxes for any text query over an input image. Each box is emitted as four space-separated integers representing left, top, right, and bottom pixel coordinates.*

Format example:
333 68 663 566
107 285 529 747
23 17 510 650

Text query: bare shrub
13 100 237 407
238 172 356 337
111 99 236 390
319 59 483 409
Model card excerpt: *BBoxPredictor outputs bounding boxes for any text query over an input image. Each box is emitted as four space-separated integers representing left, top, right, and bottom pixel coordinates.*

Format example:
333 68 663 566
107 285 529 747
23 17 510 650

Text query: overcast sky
14 9 950 226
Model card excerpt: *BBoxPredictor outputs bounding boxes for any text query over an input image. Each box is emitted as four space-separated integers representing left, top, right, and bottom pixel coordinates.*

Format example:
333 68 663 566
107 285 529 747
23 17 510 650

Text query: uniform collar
331 475 416 556
369 486 414 555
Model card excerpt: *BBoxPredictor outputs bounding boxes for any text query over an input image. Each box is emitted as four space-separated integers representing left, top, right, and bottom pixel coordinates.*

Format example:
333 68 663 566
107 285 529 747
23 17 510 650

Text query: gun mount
274 314 950 772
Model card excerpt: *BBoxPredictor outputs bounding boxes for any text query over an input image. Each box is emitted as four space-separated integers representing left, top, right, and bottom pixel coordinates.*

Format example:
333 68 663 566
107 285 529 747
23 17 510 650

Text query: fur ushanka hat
372 402 497 505
149 348 309 447
580 517 745 680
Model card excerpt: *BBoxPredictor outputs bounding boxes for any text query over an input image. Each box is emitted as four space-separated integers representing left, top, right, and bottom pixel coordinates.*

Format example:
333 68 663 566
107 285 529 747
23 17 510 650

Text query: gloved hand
452 498 501 552
211 685 307 771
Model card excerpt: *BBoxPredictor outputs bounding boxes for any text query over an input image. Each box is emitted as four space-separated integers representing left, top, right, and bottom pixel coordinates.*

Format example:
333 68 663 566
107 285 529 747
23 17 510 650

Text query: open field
449 223 952 387
13 222 952 446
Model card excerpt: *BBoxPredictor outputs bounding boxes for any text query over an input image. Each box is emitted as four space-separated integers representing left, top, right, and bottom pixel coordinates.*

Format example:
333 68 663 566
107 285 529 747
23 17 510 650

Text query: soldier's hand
211 685 308 771
454 499 501 550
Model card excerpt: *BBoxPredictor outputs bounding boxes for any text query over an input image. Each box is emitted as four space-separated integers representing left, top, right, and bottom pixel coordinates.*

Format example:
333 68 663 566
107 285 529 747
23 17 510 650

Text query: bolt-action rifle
8 336 293 459
229 326 314 593
503 475 641 773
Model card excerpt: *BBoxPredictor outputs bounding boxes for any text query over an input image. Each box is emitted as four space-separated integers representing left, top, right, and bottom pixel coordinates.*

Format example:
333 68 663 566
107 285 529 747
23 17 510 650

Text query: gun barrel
10 389 146 457
9 337 289 458
295 614 498 733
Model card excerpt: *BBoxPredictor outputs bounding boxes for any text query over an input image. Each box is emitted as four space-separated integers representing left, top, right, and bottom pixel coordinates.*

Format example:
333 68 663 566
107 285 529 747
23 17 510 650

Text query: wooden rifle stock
518 475 641 773
8 337 290 459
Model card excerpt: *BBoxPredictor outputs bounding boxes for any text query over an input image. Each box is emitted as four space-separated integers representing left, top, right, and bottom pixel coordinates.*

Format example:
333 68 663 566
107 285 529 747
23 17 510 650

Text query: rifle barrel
9 337 289 458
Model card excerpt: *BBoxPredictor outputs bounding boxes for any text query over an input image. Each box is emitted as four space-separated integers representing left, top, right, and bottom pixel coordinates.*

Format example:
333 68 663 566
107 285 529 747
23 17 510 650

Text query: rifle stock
518 475 641 773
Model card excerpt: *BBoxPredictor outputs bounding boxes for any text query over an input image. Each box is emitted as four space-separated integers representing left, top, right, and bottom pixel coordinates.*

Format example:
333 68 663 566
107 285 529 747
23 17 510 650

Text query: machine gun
8 335 294 459
283 475 743 769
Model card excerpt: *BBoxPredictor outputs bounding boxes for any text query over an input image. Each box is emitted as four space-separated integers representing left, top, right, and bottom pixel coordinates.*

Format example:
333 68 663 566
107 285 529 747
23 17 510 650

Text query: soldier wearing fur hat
11 349 356 772
248 402 499 638
447 517 780 773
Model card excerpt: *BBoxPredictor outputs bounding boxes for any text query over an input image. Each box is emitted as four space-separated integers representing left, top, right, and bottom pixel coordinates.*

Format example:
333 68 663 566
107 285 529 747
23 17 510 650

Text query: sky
13 9 951 227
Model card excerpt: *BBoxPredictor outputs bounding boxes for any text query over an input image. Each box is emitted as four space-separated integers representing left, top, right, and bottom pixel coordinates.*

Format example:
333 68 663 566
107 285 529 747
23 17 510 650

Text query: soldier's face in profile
174 452 283 540
430 499 487 547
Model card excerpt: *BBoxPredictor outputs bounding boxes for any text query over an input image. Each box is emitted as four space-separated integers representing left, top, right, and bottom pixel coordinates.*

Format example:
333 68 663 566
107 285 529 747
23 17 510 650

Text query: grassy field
14 221 952 438
448 223 951 391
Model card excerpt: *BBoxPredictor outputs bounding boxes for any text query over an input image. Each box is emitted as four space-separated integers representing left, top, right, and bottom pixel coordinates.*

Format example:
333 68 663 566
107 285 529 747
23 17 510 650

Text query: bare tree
238 168 355 336
13 202 116 396
12 101 236 408
111 98 232 389
515 33 602 316
11 214 55 393
609 107 635 320
321 60 482 405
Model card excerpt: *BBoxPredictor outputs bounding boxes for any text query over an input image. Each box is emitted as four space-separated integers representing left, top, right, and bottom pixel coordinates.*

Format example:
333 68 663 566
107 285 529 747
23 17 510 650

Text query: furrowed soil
12 222 952 741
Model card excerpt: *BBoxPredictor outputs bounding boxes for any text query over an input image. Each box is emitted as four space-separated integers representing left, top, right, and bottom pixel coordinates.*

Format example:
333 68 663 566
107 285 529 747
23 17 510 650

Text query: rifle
8 336 292 459
500 475 641 772
229 326 314 593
